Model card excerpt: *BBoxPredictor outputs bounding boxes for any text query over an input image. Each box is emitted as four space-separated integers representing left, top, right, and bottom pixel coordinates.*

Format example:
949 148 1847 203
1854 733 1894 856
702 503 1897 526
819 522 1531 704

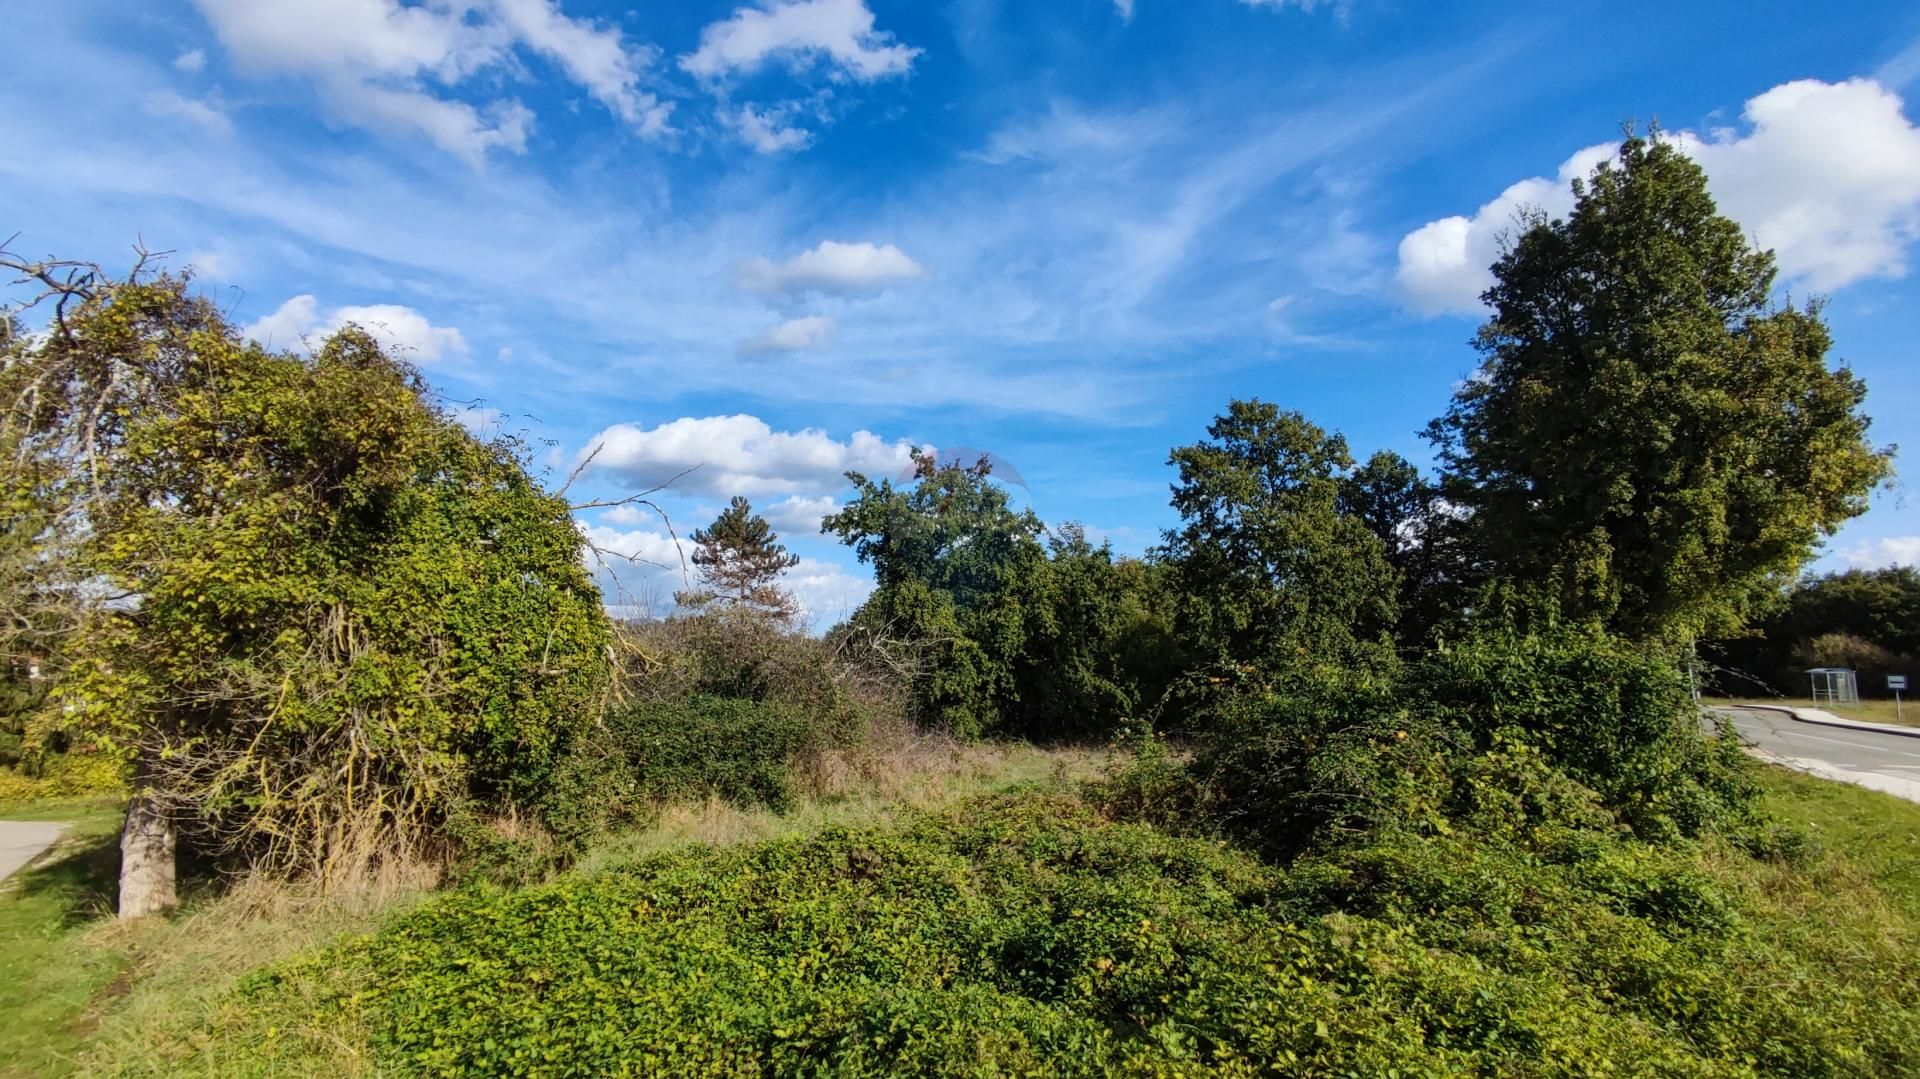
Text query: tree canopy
1428 134 1892 644
1164 400 1399 678
2 262 610 906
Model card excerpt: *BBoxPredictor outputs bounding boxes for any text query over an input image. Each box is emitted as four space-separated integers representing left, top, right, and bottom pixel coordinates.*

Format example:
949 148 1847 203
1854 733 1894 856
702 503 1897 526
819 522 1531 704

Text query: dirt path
0 820 67 882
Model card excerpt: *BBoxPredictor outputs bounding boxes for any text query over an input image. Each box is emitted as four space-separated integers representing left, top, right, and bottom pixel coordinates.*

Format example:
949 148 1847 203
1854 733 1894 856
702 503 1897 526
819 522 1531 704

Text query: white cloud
143 90 233 135
448 403 505 435
741 314 836 355
190 0 667 162
1672 79 1920 291
488 0 671 135
782 557 873 623
1395 78 1920 316
1394 143 1614 315
727 103 815 154
174 48 207 72
681 0 919 82
1839 536 1920 569
1112 0 1134 20
578 414 917 499
243 294 470 362
737 240 926 298
762 494 837 535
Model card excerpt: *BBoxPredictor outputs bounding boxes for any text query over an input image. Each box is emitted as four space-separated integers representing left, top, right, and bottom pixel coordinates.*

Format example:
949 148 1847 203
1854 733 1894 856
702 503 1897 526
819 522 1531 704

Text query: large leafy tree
3 258 610 914
1428 134 1891 643
823 451 1045 737
1164 400 1399 682
679 496 800 621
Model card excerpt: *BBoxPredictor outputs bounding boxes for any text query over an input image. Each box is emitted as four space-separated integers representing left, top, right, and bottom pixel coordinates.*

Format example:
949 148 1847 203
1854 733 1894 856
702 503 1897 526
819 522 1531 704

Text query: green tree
824 451 1044 737
999 527 1180 742
1164 400 1399 684
3 259 610 914
1428 134 1892 644
1714 566 1920 696
678 496 800 621
1338 450 1461 643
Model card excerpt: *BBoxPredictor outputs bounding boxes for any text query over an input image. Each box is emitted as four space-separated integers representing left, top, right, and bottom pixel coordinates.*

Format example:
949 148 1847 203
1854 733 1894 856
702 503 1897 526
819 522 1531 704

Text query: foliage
676 496 801 621
1713 566 1920 697
826 455 1169 741
7 273 611 877
1185 666 1453 860
546 611 890 848
212 778 1920 1077
1164 400 1399 684
999 528 1181 743
1337 449 1462 644
547 695 819 849
1428 134 1892 644
1415 624 1756 840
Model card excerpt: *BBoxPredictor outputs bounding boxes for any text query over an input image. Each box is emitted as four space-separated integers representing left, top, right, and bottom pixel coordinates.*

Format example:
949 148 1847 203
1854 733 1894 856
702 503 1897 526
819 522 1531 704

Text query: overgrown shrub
231 788 1920 1076
1415 625 1756 839
1183 665 1455 860
547 694 832 848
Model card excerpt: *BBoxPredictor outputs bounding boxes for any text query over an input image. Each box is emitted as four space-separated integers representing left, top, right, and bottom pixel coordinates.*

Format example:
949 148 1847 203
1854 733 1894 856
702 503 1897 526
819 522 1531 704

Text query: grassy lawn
0 798 129 1077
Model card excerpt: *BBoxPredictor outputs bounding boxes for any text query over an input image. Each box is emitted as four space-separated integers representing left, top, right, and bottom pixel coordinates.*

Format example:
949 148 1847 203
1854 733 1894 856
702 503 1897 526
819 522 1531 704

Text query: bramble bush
230 788 1920 1076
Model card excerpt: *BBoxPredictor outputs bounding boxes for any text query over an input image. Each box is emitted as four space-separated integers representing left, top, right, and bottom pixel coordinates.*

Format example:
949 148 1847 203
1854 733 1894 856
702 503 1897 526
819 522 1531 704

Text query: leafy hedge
235 790 1920 1076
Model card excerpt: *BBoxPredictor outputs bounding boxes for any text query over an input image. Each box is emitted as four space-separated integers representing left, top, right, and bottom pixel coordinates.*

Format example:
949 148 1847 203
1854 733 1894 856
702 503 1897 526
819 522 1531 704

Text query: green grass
4 757 1917 1076
0 742 1100 1077
0 799 129 1077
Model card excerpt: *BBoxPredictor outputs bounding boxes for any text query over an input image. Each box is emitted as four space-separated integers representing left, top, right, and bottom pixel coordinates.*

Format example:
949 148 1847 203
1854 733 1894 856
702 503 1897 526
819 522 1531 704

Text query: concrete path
0 820 66 883
1711 706 1920 804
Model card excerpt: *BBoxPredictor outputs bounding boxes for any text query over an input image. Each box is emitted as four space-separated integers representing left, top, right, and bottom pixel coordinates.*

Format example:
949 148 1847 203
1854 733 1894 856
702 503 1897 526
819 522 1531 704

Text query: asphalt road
0 820 65 883
1711 706 1920 801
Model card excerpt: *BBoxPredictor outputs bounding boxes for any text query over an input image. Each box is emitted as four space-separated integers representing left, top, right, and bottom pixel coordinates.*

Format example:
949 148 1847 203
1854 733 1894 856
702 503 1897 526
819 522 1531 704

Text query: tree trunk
118 758 176 920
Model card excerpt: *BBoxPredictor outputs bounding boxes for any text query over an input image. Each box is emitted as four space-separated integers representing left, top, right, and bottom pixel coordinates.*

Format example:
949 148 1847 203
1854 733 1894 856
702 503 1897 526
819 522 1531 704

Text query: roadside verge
1733 702 1920 740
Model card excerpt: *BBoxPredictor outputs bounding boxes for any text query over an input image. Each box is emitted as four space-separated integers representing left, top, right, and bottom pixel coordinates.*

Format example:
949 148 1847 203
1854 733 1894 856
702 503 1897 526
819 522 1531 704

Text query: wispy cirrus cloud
190 0 669 162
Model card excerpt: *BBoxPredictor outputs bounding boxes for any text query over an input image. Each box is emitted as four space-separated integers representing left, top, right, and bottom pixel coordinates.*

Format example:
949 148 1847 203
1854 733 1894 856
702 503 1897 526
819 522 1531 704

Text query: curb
1745 749 1920 805
1732 703 1920 741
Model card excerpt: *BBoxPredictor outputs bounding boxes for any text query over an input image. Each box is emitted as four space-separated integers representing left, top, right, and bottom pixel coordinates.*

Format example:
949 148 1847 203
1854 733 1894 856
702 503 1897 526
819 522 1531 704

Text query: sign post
1891 675 1909 724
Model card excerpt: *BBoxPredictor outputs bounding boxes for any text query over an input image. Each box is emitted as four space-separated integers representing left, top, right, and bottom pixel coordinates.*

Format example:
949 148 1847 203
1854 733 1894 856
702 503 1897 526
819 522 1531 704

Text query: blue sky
5 0 1919 622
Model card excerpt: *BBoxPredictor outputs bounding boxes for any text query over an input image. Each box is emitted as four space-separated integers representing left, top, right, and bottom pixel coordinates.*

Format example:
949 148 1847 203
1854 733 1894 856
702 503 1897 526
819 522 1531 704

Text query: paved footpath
0 820 66 883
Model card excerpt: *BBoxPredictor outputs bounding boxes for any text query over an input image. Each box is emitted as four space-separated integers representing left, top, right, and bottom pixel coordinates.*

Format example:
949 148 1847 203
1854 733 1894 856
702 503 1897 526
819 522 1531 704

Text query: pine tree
679 497 802 621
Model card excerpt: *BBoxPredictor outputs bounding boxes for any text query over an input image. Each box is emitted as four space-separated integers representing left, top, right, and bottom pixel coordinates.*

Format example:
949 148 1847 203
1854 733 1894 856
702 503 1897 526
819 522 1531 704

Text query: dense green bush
826 456 1177 743
1184 665 1455 859
1415 625 1756 839
239 789 1920 1076
546 695 820 847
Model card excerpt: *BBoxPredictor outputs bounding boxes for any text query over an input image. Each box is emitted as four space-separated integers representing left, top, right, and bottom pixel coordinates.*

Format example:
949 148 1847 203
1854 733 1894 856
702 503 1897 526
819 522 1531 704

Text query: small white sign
1891 675 1909 691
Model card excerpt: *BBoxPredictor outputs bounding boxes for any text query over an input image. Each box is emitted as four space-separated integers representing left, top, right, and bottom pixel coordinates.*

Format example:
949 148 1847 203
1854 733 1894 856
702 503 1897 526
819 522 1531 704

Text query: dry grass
574 731 1104 874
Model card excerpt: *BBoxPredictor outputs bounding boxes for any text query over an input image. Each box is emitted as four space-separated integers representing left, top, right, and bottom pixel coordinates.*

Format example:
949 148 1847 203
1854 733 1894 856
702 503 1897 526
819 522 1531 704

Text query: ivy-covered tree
2 256 611 916
1428 134 1892 644
1164 400 1399 683
678 496 801 621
